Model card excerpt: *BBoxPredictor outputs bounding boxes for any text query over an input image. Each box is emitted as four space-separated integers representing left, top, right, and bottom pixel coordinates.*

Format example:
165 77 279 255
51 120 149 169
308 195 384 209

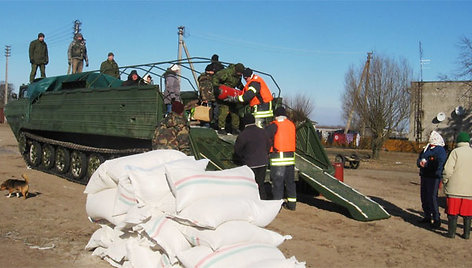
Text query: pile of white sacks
84 150 305 268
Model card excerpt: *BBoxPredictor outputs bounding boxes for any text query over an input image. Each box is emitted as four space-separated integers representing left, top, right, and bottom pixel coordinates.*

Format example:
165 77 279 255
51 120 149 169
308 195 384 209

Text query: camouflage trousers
218 103 239 130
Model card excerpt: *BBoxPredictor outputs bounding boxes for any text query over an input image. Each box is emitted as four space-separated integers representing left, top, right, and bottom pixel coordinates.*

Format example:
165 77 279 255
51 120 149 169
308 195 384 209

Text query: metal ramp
296 152 390 221
188 122 390 221
295 121 390 221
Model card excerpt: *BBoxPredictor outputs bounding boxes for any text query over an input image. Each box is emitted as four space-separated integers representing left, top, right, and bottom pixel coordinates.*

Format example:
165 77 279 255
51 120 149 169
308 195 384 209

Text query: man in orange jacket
265 106 297 210
225 68 273 128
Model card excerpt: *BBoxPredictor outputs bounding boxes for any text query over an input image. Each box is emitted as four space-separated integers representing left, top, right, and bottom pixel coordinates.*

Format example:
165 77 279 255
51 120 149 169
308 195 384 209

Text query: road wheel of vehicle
28 141 42 167
71 151 87 180
334 154 345 167
18 133 27 155
55 147 70 174
87 154 105 178
41 144 55 169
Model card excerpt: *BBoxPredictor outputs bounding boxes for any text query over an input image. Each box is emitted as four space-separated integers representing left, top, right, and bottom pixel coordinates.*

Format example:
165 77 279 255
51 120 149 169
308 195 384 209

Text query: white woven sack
177 243 286 268
86 188 126 226
174 196 283 229
128 165 170 205
84 160 117 194
176 245 213 268
125 237 168 268
179 220 291 250
85 225 116 250
250 256 306 268
113 178 138 217
106 150 189 182
142 212 191 264
165 165 258 212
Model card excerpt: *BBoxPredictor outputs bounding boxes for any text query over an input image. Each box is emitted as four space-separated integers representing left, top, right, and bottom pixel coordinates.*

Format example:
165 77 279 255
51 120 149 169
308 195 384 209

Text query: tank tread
22 131 149 185
24 132 148 155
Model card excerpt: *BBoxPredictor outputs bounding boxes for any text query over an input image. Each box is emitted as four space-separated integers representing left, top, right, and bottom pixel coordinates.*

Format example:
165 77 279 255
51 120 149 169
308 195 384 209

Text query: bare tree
0 82 14 107
341 65 362 129
457 36 472 79
343 55 412 158
283 93 315 124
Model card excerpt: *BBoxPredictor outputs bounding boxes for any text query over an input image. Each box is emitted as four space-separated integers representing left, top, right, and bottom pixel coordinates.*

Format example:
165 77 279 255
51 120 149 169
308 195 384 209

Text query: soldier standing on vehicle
212 63 245 135
29 33 48 82
265 106 297 210
152 101 191 155
164 64 181 115
225 68 274 128
206 54 224 73
198 65 217 128
68 33 88 74
100 52 119 78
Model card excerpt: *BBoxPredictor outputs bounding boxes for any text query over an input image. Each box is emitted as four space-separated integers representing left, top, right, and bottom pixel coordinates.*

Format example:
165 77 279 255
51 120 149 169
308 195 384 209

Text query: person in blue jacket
417 130 447 228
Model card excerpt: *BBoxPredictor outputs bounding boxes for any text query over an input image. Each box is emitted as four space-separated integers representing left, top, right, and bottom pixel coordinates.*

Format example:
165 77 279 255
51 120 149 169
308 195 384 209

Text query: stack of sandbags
84 150 305 268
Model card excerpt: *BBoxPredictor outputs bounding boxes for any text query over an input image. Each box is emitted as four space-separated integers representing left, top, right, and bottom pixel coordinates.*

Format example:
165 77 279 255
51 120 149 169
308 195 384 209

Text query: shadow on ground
370 196 447 235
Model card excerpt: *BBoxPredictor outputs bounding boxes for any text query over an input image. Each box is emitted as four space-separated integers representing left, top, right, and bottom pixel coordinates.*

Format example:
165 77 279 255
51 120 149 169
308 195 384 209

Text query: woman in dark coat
417 130 447 228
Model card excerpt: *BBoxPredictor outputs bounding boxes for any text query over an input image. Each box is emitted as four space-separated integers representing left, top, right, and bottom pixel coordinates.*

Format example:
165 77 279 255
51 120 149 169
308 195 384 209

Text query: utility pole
3 45 11 123
177 26 184 65
344 52 372 134
176 26 199 87
415 42 429 142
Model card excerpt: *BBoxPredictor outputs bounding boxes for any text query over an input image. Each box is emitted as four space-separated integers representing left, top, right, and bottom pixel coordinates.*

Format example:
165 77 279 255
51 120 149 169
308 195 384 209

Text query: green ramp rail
296 121 390 221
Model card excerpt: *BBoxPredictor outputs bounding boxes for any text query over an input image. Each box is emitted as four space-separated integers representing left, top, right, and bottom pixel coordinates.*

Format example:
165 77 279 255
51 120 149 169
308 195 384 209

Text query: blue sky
0 0 470 125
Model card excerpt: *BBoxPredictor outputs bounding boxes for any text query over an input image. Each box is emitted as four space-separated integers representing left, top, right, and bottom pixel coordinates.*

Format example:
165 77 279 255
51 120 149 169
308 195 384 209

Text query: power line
191 31 364 55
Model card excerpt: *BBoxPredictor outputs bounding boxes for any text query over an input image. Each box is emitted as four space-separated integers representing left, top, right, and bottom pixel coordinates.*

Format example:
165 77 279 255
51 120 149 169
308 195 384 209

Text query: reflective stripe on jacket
240 75 274 118
270 151 295 166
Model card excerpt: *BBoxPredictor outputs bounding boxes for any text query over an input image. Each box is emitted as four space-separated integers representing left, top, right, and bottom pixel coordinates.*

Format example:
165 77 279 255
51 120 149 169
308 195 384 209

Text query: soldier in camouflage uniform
212 63 245 134
68 33 88 74
152 101 191 155
198 65 217 128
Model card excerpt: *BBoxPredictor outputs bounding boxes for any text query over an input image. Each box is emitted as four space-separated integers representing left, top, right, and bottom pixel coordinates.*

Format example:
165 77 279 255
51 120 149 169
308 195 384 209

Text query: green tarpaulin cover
27 72 123 101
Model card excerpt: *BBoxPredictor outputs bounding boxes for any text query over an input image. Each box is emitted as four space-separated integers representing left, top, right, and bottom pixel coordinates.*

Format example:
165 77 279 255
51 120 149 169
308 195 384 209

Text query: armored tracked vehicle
5 58 390 221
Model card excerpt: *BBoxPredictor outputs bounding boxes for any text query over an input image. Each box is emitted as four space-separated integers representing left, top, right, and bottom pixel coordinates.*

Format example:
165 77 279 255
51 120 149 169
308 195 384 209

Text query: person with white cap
417 130 447 228
143 74 153 85
163 64 181 114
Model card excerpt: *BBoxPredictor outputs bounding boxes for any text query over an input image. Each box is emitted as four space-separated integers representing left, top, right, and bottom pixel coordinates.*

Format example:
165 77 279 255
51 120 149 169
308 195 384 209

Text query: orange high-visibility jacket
272 117 296 152
243 75 273 107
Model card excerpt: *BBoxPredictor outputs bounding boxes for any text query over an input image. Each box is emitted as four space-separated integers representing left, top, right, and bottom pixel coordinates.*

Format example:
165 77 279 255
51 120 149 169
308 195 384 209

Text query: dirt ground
1 123 471 267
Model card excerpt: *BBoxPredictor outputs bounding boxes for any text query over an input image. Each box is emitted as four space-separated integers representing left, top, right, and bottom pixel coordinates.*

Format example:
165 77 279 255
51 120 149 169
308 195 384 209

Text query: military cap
108 52 114 57
274 106 287 117
38 33 45 38
235 63 245 73
243 68 253 78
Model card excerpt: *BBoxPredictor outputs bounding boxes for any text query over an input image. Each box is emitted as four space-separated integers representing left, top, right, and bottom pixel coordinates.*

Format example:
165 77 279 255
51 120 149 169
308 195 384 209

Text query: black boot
463 216 471 239
283 201 296 211
447 215 458 238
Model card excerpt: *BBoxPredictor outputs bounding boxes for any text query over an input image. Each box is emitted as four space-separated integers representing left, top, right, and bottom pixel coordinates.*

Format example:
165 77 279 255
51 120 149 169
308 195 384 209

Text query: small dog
0 174 29 199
